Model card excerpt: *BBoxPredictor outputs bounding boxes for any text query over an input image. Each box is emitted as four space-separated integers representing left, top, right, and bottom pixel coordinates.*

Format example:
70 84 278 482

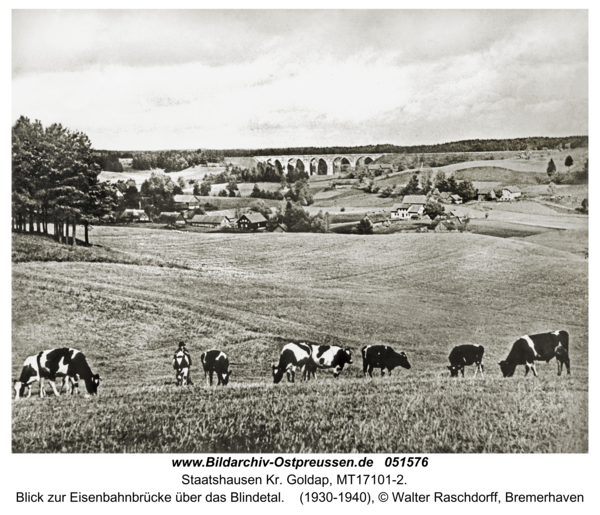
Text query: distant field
453 167 547 185
12 227 587 453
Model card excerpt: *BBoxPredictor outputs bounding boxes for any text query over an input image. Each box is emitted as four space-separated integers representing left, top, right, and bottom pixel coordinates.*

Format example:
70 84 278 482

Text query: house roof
239 212 267 223
504 186 521 193
189 215 229 224
477 187 495 195
174 194 200 203
407 205 422 213
402 195 428 205
450 194 462 200
122 209 146 216
366 212 389 223
391 203 410 210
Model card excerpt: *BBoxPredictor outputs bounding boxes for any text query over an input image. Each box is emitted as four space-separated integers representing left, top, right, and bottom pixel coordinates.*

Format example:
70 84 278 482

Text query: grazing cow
498 330 570 377
448 344 484 378
201 350 232 386
304 344 353 379
172 342 193 386
272 342 312 384
14 348 100 400
361 345 411 378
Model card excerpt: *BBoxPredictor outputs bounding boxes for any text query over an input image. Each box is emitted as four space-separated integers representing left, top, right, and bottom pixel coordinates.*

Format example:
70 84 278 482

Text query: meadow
12 227 588 453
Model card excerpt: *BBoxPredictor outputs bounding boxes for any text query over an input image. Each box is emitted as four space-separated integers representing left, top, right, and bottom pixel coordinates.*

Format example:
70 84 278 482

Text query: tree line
12 117 117 245
219 136 588 157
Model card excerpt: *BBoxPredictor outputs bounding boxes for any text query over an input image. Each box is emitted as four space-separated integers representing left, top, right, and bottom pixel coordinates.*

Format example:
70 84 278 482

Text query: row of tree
130 149 224 172
12 117 117 245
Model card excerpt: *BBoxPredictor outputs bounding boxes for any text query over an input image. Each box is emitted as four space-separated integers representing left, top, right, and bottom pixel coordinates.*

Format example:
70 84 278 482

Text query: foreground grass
12 233 186 268
12 229 588 453
12 374 586 453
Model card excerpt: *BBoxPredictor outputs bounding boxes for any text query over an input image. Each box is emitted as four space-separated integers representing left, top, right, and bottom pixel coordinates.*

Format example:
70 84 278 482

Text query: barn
237 212 267 231
173 195 201 210
499 186 522 202
189 214 231 228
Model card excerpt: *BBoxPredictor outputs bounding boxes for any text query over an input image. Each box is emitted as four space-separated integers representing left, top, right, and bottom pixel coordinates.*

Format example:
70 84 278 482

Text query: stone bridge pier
253 153 386 176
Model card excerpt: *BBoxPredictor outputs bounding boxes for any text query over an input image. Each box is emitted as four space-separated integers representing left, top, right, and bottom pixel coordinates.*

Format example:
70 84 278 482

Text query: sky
12 9 588 151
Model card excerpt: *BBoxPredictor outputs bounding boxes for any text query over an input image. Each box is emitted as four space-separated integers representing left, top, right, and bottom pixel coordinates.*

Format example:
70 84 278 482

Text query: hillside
12 229 587 452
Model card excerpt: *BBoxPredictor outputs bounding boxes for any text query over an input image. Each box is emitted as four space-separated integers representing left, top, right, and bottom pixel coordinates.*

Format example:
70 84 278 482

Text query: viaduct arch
253 154 385 176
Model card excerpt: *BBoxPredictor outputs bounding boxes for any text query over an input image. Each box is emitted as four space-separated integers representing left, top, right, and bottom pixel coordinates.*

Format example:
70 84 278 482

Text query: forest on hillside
94 136 588 171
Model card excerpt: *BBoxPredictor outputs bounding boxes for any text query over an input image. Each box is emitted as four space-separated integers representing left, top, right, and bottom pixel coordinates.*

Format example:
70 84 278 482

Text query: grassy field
12 228 588 453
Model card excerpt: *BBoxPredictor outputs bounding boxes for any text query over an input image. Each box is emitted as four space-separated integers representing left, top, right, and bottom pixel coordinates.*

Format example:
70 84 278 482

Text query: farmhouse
117 209 150 223
367 163 395 174
498 186 522 202
174 194 201 210
391 203 410 220
189 214 231 228
476 187 497 201
365 212 390 226
158 212 186 225
237 212 267 231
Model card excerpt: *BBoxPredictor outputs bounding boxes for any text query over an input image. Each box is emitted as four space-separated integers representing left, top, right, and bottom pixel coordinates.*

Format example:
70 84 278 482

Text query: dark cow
14 348 101 400
272 342 312 384
304 344 353 379
361 345 411 378
448 344 484 378
499 330 570 377
172 342 193 386
201 350 231 386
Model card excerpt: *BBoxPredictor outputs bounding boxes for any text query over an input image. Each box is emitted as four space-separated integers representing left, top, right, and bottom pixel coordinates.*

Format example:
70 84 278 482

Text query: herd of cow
12 330 571 400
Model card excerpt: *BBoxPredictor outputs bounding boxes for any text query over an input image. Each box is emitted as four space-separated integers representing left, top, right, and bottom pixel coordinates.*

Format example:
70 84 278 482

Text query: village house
189 214 231 228
173 194 201 210
117 209 150 223
390 203 411 220
498 186 522 202
449 194 463 204
365 212 390 227
476 187 497 201
237 212 268 231
158 212 186 225
272 223 287 233
367 163 395 174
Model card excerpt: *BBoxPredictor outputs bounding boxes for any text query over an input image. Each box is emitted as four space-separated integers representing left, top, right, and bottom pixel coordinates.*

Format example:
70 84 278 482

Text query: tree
226 180 239 198
356 216 374 235
565 155 573 170
547 158 556 178
199 182 212 196
456 179 477 202
424 201 445 220
12 116 102 244
123 184 141 209
282 201 311 232
400 174 421 195
547 182 557 196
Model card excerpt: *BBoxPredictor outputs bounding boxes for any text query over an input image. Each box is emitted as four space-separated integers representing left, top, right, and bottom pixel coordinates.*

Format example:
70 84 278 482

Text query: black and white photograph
11 7 588 462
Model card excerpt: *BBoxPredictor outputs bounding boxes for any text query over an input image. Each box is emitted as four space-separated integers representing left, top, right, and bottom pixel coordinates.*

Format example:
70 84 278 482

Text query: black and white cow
361 345 411 378
272 342 312 384
172 344 193 386
201 350 231 386
498 330 570 377
448 344 484 378
304 344 353 379
14 348 101 400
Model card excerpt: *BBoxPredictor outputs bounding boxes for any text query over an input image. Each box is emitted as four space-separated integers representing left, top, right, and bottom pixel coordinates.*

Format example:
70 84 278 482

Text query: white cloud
12 10 588 149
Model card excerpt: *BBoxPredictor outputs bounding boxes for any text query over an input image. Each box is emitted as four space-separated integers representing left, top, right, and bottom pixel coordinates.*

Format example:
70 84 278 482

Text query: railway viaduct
252 154 386 176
